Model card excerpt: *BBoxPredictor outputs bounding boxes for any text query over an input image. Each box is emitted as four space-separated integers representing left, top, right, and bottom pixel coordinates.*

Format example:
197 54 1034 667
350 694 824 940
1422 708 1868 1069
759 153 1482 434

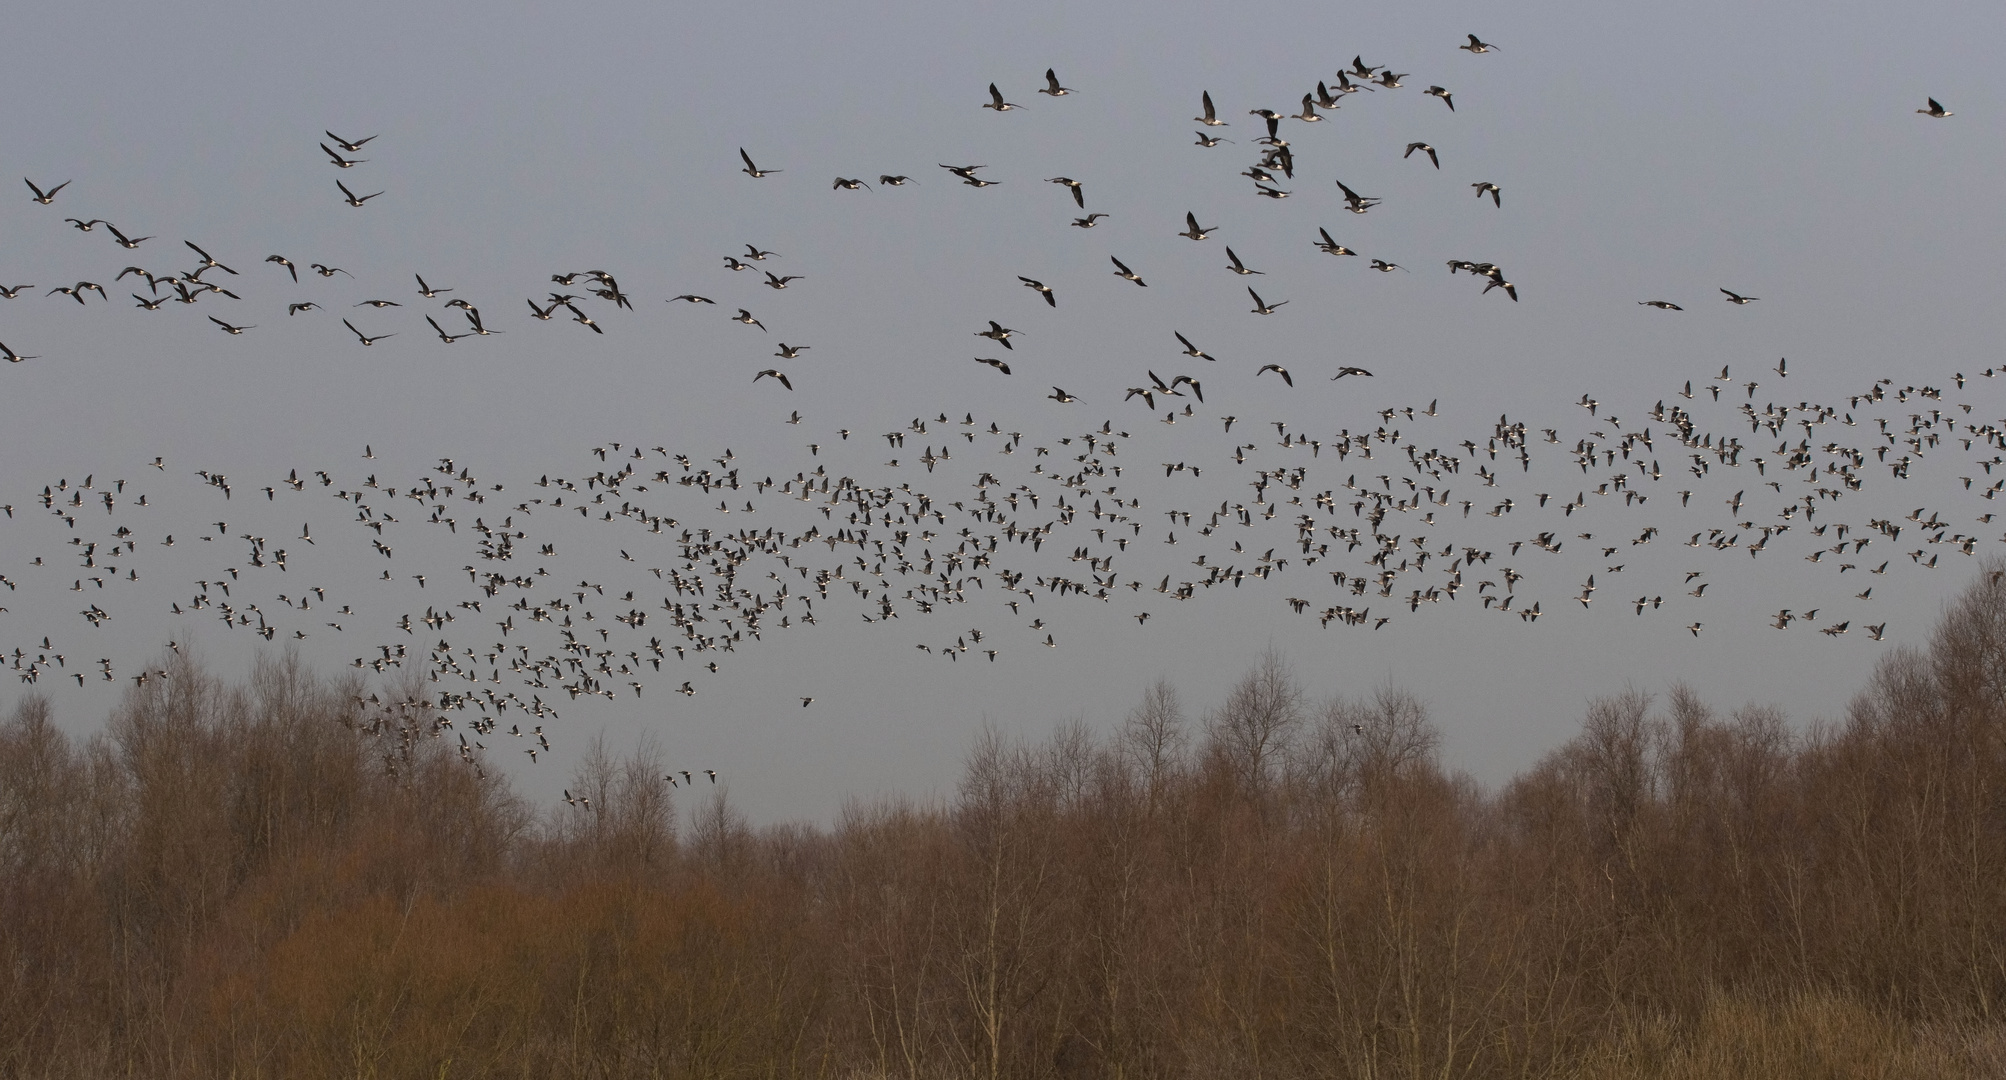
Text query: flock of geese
0 38 1982 787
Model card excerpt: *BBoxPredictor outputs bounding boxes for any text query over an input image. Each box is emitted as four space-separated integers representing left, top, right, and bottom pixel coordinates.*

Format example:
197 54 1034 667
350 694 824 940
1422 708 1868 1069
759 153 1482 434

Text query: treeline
6 573 2006 1077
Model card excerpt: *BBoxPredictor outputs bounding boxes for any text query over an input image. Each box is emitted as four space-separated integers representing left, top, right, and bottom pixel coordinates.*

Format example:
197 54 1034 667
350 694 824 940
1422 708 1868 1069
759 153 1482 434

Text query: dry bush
7 567 2006 1078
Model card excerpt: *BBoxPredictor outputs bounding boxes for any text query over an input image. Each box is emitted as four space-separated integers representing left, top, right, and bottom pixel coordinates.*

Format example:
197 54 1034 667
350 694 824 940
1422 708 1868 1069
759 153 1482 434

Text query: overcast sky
1 0 2000 822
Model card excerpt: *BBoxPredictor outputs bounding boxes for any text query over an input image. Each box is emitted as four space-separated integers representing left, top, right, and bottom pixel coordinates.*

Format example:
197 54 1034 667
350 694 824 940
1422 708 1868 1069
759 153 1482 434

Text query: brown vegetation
7 568 2006 1078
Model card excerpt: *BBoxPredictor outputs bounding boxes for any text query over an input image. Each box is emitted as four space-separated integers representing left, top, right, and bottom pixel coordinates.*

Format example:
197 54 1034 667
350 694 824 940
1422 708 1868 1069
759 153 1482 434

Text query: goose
1472 182 1501 206
1039 68 1073 96
425 315 470 343
320 143 367 167
336 179 383 206
1195 90 1228 126
1110 256 1146 286
1332 366 1373 379
975 320 1022 348
763 272 803 289
774 343 809 359
1071 213 1110 228
186 241 238 274
1257 363 1293 386
265 255 299 281
1193 131 1232 147
1423 86 1455 110
753 369 793 389
1048 386 1080 402
0 342 39 362
207 316 253 335
983 83 1024 111
1459 34 1499 53
1019 276 1057 306
1720 288 1758 304
1224 248 1263 275
668 294 715 304
23 178 69 204
414 274 452 297
342 319 394 346
1640 300 1683 310
832 176 871 190
308 262 349 277
739 148 781 177
1248 288 1287 315
1177 211 1218 240
1294 94 1323 122
731 308 765 330
1404 142 1440 168
1174 332 1216 361
1917 97 1951 118
1371 259 1407 273
877 174 916 185
974 357 1012 374
1046 176 1085 207
1315 228 1358 256
64 217 103 231
325 131 377 152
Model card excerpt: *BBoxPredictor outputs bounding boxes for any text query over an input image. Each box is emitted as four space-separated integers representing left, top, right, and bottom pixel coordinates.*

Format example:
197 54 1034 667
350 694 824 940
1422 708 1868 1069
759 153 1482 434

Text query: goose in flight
186 241 238 274
1917 97 1951 118
1472 182 1501 206
739 149 781 177
975 320 1022 348
1720 288 1758 304
65 217 102 231
1370 259 1407 272
1640 300 1683 310
763 272 803 289
23 178 69 204
731 308 765 330
1315 228 1358 256
1174 332 1216 361
1335 180 1381 213
1177 212 1218 240
1224 247 1263 275
1376 70 1408 89
326 131 377 152
1110 256 1147 286
1019 276 1056 306
414 275 452 297
1048 386 1079 402
753 369 793 390
1404 142 1439 168
1071 213 1110 228
320 143 367 168
877 175 916 186
774 343 809 359
1332 366 1373 379
1046 176 1085 207
0 342 39 362
287 302 318 315
207 316 253 335
1248 288 1287 315
336 179 382 206
832 176 870 190
1424 86 1455 110
342 319 394 346
1294 95 1324 122
1195 90 1228 126
984 83 1024 111
425 315 471 343
669 294 715 304
265 255 298 281
1460 34 1499 53
1039 68 1073 96
974 356 1012 374
309 262 349 277
102 223 152 248
0 285 32 298
1193 131 1232 147
1257 363 1293 386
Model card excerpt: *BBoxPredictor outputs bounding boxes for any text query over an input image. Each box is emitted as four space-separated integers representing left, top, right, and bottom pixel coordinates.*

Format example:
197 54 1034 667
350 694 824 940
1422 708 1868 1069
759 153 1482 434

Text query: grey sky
1 0 2000 822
